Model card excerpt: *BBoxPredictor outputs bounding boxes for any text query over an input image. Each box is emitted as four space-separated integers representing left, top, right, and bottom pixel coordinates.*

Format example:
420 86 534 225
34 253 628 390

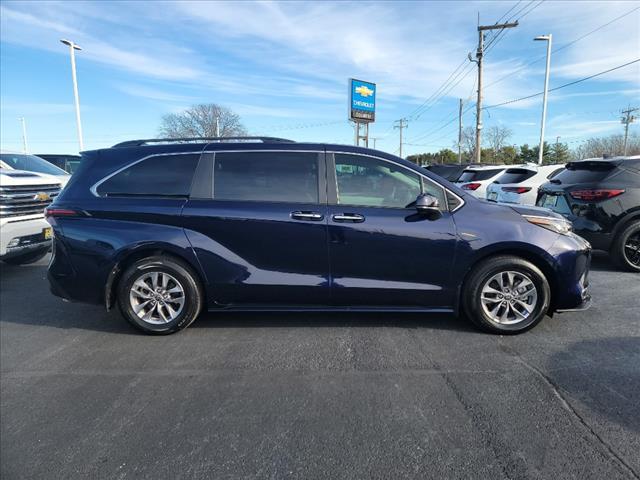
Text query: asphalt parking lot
1 253 638 479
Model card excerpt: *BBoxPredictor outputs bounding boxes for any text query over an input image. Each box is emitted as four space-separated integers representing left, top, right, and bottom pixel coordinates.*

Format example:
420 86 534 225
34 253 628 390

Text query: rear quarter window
96 154 200 197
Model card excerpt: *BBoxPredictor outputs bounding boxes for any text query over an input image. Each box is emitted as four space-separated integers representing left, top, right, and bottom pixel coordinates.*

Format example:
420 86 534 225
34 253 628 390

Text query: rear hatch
486 167 536 202
537 160 620 214
536 160 626 239
456 167 505 191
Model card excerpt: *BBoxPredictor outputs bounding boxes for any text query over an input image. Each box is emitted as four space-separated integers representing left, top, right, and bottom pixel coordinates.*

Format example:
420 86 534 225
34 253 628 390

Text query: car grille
0 184 61 218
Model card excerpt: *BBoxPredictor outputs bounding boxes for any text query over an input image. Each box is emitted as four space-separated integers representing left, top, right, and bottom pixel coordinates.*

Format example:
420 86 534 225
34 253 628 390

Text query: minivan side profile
47 138 591 335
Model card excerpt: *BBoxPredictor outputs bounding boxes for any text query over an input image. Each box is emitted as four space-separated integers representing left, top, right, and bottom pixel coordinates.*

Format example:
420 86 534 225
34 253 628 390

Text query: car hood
508 203 563 219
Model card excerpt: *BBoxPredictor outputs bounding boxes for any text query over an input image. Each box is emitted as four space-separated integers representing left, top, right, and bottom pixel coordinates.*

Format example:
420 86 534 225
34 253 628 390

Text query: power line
406 0 526 122
484 6 640 90
484 58 640 109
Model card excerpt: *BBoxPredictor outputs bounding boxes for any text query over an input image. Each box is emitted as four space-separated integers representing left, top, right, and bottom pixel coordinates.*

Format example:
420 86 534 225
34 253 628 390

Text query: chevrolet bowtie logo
355 85 374 97
34 192 51 202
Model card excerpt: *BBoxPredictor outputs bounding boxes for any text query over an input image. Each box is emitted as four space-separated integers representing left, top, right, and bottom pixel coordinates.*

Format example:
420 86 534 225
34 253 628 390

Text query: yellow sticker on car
43 227 53 239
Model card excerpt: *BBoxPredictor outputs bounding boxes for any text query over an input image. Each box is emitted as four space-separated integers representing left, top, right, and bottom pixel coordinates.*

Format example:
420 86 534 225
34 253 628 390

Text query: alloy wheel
129 271 185 324
623 232 640 267
480 270 538 325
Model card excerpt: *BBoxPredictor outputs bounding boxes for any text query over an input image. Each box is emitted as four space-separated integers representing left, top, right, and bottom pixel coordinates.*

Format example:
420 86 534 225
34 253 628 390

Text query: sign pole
349 78 376 147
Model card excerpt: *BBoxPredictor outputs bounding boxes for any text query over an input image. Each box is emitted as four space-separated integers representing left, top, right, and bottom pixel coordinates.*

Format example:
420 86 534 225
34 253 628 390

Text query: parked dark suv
537 156 640 271
47 138 591 335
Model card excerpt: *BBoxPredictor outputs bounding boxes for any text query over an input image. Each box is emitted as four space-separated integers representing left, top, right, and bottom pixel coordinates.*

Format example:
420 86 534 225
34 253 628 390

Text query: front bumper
556 288 591 313
548 233 592 312
0 215 51 258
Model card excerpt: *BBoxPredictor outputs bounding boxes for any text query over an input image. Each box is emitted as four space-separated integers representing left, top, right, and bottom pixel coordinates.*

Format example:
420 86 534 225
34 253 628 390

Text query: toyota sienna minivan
46 138 591 335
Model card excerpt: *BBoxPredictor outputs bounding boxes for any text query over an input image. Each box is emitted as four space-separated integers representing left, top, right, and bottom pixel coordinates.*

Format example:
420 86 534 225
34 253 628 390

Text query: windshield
0 153 68 176
458 168 504 182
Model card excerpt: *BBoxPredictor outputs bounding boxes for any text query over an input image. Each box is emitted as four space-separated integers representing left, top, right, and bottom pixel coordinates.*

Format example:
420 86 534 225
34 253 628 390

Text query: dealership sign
349 78 376 122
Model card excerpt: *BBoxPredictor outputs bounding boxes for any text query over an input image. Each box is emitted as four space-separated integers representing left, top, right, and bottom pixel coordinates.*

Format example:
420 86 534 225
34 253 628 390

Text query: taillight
462 183 481 191
569 189 625 201
502 186 532 194
45 208 80 217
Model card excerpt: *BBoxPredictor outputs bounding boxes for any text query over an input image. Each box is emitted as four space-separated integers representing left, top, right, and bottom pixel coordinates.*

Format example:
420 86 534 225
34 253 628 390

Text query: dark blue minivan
46 138 591 335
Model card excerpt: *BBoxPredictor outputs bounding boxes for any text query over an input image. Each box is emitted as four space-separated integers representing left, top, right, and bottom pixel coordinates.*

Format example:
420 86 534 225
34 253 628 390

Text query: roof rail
111 137 296 148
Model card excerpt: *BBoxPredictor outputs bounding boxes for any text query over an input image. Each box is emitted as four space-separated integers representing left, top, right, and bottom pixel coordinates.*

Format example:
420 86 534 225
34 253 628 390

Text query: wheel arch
456 245 558 315
610 208 640 242
104 244 207 311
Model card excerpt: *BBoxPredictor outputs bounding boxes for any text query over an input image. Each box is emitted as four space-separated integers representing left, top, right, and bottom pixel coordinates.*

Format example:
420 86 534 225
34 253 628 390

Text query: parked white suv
455 165 509 198
485 164 565 205
0 167 61 265
0 152 71 187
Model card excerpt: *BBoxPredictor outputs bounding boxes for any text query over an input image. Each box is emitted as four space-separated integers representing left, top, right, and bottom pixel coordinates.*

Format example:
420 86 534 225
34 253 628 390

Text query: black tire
117 255 203 334
2 248 49 265
462 255 551 334
610 221 640 272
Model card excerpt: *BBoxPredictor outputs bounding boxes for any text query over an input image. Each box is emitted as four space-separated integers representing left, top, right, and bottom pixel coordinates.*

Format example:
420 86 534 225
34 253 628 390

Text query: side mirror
415 193 440 214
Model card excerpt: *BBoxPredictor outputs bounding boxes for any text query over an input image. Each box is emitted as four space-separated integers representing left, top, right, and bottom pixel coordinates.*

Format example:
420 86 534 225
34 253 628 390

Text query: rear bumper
573 229 611 251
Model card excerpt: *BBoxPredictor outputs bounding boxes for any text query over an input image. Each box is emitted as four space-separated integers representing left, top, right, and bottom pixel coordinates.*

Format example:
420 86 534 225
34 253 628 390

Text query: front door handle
332 213 365 223
291 211 324 221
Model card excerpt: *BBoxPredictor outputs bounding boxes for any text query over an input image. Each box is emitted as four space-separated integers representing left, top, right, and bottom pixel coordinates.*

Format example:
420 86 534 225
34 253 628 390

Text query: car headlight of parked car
523 215 573 235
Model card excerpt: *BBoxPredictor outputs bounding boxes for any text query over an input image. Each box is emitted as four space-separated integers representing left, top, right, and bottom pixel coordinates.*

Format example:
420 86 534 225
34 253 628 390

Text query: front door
327 153 458 307
182 150 330 306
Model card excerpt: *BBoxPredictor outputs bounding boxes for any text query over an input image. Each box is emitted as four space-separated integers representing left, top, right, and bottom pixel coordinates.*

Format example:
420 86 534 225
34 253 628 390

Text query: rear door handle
332 213 365 223
291 211 324 221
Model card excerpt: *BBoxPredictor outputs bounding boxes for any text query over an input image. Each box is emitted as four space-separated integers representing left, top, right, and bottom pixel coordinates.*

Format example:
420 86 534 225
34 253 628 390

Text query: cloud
0 4 205 81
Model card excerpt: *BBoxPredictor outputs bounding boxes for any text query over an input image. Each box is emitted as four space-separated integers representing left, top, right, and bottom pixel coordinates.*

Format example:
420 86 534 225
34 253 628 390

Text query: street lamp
534 34 552 165
60 39 84 151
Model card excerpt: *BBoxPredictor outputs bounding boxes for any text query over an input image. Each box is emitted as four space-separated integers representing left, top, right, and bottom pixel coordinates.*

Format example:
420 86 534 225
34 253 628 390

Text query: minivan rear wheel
117 256 203 334
611 221 640 272
463 255 551 334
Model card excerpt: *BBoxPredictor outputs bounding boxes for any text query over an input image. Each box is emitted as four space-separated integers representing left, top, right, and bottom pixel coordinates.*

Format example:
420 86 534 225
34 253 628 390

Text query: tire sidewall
617 222 640 272
465 258 551 334
118 257 202 334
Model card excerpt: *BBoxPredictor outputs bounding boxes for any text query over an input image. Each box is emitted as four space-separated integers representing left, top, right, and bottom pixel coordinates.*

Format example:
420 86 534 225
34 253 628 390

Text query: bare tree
572 133 640 159
486 125 513 155
461 126 476 157
159 104 247 138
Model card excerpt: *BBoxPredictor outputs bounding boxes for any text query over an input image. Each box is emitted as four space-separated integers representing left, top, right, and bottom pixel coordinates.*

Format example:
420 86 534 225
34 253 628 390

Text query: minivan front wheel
463 256 551 334
117 256 203 334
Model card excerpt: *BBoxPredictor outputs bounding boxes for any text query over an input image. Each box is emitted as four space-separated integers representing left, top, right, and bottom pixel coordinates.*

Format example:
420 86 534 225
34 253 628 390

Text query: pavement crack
500 342 640 480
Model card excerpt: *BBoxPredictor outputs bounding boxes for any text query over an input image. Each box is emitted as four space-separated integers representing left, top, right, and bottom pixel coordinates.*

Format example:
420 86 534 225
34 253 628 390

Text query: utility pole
621 106 638 156
394 119 407 158
370 137 380 149
469 20 518 164
215 115 220 137
19 117 28 154
555 136 560 164
458 99 464 164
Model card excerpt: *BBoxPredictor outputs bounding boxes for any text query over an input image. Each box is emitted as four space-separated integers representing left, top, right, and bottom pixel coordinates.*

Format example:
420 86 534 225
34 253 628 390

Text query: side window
335 154 444 209
214 151 319 203
96 154 199 197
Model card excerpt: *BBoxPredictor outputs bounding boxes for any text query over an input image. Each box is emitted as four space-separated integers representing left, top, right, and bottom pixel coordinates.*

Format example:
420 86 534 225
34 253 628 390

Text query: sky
0 0 639 157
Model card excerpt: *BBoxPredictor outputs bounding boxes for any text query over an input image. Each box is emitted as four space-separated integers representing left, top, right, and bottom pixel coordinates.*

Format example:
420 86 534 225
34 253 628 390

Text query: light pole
535 34 552 165
60 39 84 151
19 117 28 153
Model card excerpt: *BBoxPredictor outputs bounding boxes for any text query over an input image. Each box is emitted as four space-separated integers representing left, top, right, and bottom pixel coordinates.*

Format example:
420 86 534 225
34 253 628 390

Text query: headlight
523 214 573 235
